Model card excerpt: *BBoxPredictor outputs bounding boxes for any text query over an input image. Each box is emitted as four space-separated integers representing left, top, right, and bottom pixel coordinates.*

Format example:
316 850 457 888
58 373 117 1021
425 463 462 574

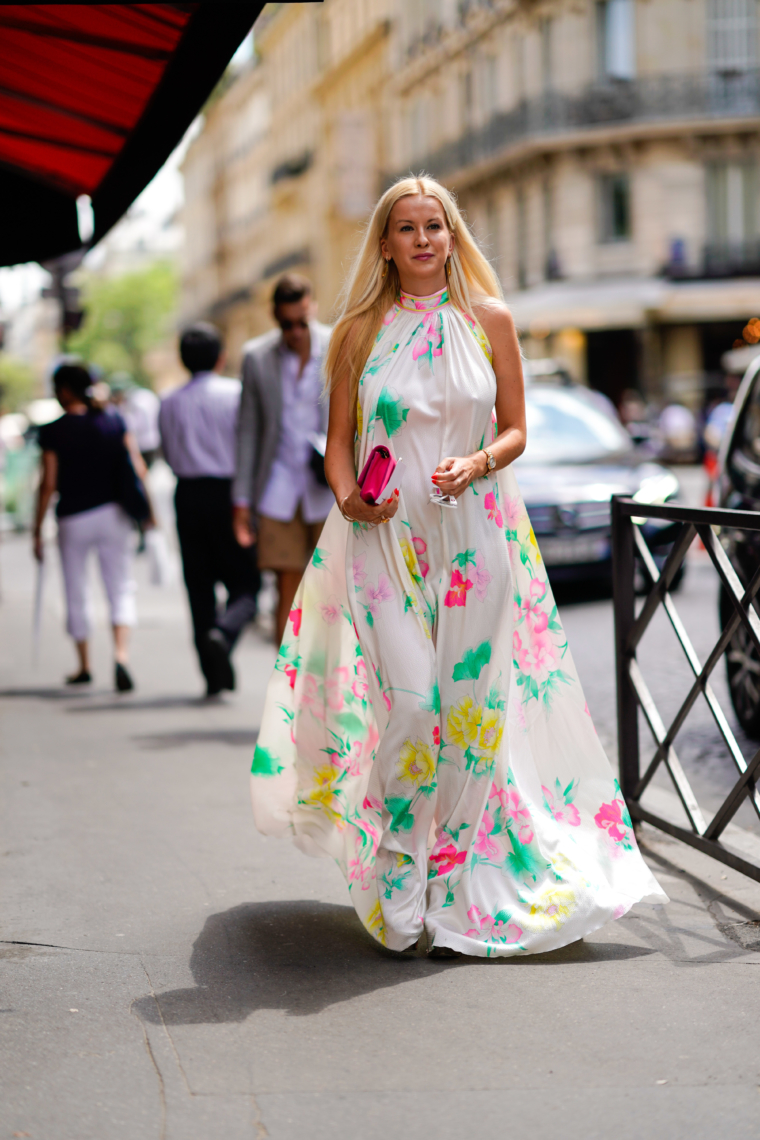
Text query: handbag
308 431 329 487
357 445 396 504
117 446 150 522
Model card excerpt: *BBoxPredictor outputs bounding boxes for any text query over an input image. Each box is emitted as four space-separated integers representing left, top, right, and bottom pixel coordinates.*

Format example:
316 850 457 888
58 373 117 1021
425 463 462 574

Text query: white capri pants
57 502 137 641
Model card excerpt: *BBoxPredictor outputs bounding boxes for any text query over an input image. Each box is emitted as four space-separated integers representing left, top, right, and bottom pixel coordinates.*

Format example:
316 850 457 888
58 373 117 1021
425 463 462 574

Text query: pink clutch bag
357 445 396 504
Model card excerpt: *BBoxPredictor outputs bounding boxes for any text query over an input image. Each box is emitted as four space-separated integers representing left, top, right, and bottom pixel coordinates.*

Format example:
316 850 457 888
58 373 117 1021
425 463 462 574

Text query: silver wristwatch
482 447 496 473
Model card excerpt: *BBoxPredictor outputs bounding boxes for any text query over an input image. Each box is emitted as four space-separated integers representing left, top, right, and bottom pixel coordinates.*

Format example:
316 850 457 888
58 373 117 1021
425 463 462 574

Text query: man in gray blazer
233 274 333 644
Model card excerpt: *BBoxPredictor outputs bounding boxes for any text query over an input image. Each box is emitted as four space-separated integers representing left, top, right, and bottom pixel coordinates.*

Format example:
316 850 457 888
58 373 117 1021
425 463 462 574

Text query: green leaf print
452 549 477 569
311 547 330 569
375 387 409 437
452 640 492 682
419 680 440 714
337 710 365 736
251 745 284 777
385 796 415 834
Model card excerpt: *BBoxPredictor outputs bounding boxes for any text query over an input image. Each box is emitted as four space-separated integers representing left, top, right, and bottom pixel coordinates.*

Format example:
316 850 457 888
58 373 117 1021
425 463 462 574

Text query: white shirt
257 346 334 524
122 386 160 452
159 372 241 479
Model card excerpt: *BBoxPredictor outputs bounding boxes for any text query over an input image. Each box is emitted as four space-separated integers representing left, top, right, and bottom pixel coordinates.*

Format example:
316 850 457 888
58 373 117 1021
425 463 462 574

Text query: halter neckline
398 286 449 312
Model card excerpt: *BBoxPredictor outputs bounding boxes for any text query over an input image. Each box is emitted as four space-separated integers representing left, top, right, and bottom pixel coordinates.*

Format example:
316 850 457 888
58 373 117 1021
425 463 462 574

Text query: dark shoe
428 945 461 959
66 671 92 685
204 628 235 692
115 663 134 692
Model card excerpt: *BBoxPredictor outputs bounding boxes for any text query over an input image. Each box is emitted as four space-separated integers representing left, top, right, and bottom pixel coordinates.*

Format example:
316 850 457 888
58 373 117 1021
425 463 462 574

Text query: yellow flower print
529 526 542 564
366 900 387 945
399 538 421 584
447 696 481 749
302 765 343 825
477 707 504 759
397 738 436 784
356 398 364 438
395 852 414 869
527 883 576 929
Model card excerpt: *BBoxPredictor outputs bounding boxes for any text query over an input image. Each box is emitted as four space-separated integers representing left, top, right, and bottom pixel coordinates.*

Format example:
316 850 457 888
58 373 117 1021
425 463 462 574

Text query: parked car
517 382 681 582
717 356 760 736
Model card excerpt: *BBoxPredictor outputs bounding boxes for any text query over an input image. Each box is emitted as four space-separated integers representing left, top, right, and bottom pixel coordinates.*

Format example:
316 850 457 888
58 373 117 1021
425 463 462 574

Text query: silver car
516 383 680 580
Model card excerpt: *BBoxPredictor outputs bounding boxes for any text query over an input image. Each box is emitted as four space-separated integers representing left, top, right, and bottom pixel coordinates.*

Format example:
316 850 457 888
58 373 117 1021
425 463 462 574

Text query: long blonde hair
324 175 503 416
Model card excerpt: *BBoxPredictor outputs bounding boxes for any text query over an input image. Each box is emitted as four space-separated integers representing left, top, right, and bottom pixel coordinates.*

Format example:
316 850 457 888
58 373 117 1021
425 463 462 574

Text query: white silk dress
250 286 666 956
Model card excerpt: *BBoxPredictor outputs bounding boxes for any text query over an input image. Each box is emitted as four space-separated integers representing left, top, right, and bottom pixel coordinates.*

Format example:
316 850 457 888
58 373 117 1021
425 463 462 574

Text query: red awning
0 3 264 267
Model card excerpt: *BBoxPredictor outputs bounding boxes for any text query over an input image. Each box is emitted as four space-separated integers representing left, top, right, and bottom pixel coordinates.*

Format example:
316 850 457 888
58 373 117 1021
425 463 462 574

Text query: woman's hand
432 453 485 498
33 529 43 563
340 485 399 527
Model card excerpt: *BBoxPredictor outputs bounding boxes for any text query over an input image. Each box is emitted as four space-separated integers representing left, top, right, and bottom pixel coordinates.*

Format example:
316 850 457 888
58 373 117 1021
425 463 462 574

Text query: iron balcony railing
407 69 760 181
612 495 760 881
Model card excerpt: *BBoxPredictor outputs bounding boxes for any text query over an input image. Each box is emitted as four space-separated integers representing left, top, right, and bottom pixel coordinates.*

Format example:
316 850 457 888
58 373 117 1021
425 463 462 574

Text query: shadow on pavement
66 696 209 713
133 900 655 1025
0 687 85 701
134 728 259 750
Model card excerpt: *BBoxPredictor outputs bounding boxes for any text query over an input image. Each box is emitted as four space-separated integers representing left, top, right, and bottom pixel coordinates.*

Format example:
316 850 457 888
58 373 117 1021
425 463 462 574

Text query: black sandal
115 663 134 692
66 671 92 685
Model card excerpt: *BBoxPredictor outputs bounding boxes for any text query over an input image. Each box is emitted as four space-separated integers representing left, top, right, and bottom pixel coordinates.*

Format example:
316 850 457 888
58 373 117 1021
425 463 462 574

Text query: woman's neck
396 270 447 298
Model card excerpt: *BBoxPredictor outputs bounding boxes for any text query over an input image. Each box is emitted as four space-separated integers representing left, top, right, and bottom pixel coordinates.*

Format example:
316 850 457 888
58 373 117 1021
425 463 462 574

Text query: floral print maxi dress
250 286 666 955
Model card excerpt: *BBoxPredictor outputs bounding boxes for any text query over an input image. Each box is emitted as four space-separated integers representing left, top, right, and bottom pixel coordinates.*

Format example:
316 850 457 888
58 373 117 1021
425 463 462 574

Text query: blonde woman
250 176 665 957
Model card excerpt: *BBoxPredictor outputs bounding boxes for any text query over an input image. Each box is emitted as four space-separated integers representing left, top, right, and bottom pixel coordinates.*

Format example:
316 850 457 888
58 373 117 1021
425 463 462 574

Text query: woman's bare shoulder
471 296 516 339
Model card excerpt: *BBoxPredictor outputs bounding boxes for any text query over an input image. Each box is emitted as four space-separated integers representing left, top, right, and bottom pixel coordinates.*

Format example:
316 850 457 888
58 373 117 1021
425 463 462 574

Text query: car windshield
517 386 633 465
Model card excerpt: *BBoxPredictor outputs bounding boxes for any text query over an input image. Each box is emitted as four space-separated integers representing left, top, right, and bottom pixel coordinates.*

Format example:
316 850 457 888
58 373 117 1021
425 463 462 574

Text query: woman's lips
414 253 434 260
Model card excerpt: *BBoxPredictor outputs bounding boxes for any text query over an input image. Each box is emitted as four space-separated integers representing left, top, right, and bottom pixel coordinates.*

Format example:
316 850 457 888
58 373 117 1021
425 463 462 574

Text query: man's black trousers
174 477 260 686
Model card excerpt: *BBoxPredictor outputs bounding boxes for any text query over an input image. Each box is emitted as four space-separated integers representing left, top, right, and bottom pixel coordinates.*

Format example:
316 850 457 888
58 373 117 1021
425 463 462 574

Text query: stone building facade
181 0 760 405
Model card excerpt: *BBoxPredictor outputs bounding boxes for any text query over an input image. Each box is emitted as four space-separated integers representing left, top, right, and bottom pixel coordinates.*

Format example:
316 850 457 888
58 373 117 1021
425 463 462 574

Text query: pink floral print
444 568 473 608
412 535 429 578
484 488 503 528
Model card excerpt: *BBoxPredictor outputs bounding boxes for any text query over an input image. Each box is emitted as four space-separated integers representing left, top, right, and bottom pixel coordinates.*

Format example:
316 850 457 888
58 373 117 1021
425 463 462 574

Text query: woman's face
380 195 453 288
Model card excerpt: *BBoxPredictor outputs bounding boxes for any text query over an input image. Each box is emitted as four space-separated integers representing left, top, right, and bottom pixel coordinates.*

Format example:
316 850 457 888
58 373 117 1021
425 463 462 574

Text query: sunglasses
278 318 309 331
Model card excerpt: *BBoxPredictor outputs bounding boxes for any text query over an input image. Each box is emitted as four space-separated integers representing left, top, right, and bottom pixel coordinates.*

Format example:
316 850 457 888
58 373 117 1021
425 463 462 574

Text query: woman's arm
324 351 399 526
33 450 58 561
432 301 526 498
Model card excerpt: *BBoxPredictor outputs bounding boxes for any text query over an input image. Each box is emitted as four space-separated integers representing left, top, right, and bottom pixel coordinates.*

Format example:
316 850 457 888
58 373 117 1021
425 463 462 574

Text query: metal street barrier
612 495 760 880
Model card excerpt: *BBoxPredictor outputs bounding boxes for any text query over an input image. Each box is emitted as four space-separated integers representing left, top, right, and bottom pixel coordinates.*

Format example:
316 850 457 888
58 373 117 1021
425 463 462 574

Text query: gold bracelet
340 495 356 522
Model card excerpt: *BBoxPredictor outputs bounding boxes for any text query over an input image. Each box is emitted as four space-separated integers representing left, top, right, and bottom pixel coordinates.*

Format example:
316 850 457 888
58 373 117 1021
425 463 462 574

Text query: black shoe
204 628 235 692
115 663 134 692
66 670 92 685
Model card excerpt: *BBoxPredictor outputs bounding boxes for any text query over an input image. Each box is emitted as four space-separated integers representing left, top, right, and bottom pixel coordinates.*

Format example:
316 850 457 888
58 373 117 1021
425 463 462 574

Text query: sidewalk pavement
1 526 760 1140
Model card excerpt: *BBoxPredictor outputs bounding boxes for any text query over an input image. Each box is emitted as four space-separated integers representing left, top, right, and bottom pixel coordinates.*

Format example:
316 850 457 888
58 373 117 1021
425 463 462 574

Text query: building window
517 186 527 288
707 161 758 244
460 69 473 130
543 177 560 278
409 98 427 162
540 19 553 94
599 173 632 242
596 0 636 80
481 55 498 120
707 0 758 72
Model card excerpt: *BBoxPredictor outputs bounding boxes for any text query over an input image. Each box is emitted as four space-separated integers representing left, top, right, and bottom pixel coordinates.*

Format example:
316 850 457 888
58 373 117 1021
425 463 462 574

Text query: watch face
488 455 496 469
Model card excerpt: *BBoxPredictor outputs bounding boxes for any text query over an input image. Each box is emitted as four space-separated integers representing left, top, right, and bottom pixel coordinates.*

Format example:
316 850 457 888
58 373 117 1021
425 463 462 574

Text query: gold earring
381 259 388 278
446 257 452 278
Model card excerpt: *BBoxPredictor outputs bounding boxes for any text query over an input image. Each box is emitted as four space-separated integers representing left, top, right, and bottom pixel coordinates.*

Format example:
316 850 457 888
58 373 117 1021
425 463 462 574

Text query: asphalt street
2 465 760 1140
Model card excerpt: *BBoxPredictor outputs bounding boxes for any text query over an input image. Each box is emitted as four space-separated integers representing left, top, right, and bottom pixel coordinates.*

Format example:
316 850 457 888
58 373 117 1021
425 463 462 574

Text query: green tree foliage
68 261 177 387
0 355 37 412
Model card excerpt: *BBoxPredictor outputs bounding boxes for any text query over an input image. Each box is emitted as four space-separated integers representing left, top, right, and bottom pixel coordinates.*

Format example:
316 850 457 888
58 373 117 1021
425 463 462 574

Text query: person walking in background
109 373 161 468
33 361 147 691
159 323 260 697
233 274 333 645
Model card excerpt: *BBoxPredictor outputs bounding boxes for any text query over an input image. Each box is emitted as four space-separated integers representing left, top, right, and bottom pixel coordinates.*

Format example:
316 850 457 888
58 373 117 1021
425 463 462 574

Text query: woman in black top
34 362 150 690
